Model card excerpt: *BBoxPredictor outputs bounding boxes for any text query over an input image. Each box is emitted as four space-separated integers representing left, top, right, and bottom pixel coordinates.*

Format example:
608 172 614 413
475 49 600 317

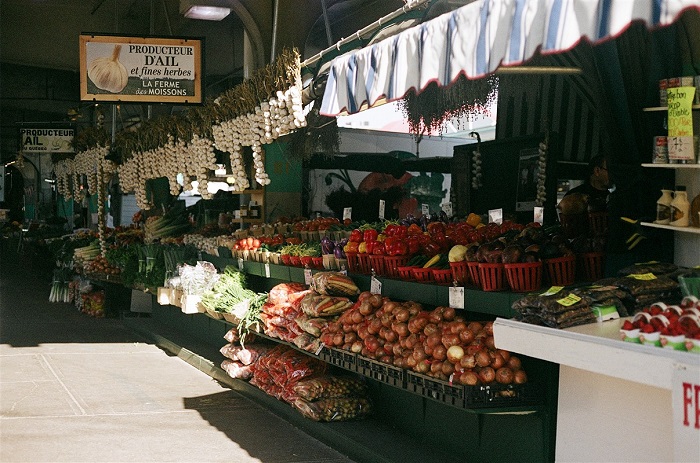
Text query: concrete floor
0 241 355 463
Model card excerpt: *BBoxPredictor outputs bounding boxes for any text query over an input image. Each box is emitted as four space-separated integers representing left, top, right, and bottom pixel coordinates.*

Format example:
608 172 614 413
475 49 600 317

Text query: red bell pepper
363 229 379 243
349 229 363 243
371 242 386 255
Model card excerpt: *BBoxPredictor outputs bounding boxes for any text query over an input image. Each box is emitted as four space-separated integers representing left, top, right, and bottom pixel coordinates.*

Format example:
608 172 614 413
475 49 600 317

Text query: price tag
304 268 313 285
378 200 386 220
629 273 657 281
421 204 430 216
264 263 271 278
488 208 503 225
441 202 453 218
449 286 465 309
370 276 382 295
339 269 347 276
238 258 244 272
343 207 352 221
557 293 582 307
534 206 544 225
541 286 564 296
314 342 326 356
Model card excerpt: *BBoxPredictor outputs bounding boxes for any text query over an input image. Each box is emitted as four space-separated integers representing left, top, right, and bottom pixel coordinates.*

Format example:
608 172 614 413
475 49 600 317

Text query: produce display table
493 318 700 462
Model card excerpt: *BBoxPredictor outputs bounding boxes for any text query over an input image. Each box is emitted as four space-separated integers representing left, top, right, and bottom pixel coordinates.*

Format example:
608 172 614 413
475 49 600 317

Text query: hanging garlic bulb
88 45 128 93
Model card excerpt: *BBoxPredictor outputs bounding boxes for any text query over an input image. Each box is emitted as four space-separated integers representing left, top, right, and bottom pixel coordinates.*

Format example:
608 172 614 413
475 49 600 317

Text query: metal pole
321 0 333 46
300 0 431 68
270 0 279 63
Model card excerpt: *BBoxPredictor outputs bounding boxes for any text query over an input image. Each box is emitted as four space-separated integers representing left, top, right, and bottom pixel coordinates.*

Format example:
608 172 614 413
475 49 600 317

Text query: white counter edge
493 318 700 390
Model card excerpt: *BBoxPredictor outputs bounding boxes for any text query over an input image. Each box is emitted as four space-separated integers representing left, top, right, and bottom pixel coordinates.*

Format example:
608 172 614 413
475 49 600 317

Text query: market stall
24 0 700 461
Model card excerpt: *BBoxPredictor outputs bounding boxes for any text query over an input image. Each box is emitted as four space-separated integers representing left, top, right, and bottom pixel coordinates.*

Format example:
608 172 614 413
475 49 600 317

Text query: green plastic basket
678 276 700 298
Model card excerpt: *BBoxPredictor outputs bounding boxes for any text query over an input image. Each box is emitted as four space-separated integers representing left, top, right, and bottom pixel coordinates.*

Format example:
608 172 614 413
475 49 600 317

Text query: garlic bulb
88 45 128 93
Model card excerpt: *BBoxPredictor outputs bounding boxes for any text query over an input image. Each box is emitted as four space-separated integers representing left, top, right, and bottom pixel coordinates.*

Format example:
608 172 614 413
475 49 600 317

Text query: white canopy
320 0 700 116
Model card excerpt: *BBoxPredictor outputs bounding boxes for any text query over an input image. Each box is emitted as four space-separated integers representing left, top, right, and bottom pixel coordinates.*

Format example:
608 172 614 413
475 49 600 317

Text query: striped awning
320 0 700 116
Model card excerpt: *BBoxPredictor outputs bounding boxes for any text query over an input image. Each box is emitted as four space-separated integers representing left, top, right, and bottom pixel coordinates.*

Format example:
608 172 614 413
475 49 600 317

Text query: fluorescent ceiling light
183 5 231 20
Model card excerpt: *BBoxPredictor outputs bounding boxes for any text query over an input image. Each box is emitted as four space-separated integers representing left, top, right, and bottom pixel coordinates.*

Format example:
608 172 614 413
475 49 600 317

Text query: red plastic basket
450 261 469 286
578 252 605 282
369 255 387 276
345 252 360 273
357 253 372 274
280 254 292 266
478 263 506 291
311 256 324 269
544 256 576 286
300 256 313 268
384 255 410 279
411 267 434 283
504 262 542 292
432 268 454 286
289 255 302 267
397 266 417 281
467 262 481 288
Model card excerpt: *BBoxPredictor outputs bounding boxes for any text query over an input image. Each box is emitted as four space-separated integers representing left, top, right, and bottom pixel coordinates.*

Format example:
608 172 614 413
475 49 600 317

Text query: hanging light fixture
179 0 231 21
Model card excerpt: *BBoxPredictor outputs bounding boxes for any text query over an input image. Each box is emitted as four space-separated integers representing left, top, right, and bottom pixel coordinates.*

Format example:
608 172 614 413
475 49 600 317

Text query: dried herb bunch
399 74 498 136
284 106 340 161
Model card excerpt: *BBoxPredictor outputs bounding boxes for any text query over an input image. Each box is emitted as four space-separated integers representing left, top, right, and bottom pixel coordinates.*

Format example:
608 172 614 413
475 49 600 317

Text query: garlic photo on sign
88 44 128 93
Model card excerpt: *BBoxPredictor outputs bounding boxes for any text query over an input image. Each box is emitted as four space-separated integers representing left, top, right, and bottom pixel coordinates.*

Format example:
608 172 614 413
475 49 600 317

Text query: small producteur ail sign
79 34 203 104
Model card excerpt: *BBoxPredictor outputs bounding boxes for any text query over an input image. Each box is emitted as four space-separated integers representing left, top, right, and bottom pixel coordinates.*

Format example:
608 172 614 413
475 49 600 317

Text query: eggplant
321 237 335 255
502 244 524 264
485 249 504 263
334 246 346 259
465 243 480 262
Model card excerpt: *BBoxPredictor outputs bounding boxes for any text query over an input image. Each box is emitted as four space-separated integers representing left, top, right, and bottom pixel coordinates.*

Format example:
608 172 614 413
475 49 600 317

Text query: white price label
421 204 430 216
343 207 352 221
370 276 382 295
488 208 503 225
449 286 465 309
315 342 326 356
441 202 453 218
264 263 271 278
534 207 544 225
238 258 244 272
304 268 313 285
378 200 386 220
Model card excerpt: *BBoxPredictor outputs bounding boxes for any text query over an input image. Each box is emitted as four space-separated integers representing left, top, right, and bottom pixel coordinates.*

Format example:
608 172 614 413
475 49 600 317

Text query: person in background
565 154 611 212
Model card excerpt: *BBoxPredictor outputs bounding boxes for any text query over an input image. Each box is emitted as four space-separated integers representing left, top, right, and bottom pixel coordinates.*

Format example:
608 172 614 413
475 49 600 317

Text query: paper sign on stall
667 87 696 162
672 362 700 462
378 200 385 220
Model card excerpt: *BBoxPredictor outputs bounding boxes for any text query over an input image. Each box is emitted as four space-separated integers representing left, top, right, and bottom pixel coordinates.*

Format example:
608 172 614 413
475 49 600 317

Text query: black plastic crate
464 382 540 409
319 347 357 372
356 356 405 388
405 371 465 409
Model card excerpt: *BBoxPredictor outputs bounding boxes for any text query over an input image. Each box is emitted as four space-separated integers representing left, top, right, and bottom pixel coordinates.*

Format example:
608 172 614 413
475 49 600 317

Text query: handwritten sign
667 87 696 136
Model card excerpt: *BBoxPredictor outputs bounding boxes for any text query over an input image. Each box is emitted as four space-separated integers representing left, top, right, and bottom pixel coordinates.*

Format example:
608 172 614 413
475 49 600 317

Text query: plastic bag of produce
292 397 372 422
223 327 240 343
294 314 331 337
292 375 367 401
219 343 271 365
300 291 353 317
291 333 323 353
268 283 309 306
311 272 360 297
220 359 253 380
